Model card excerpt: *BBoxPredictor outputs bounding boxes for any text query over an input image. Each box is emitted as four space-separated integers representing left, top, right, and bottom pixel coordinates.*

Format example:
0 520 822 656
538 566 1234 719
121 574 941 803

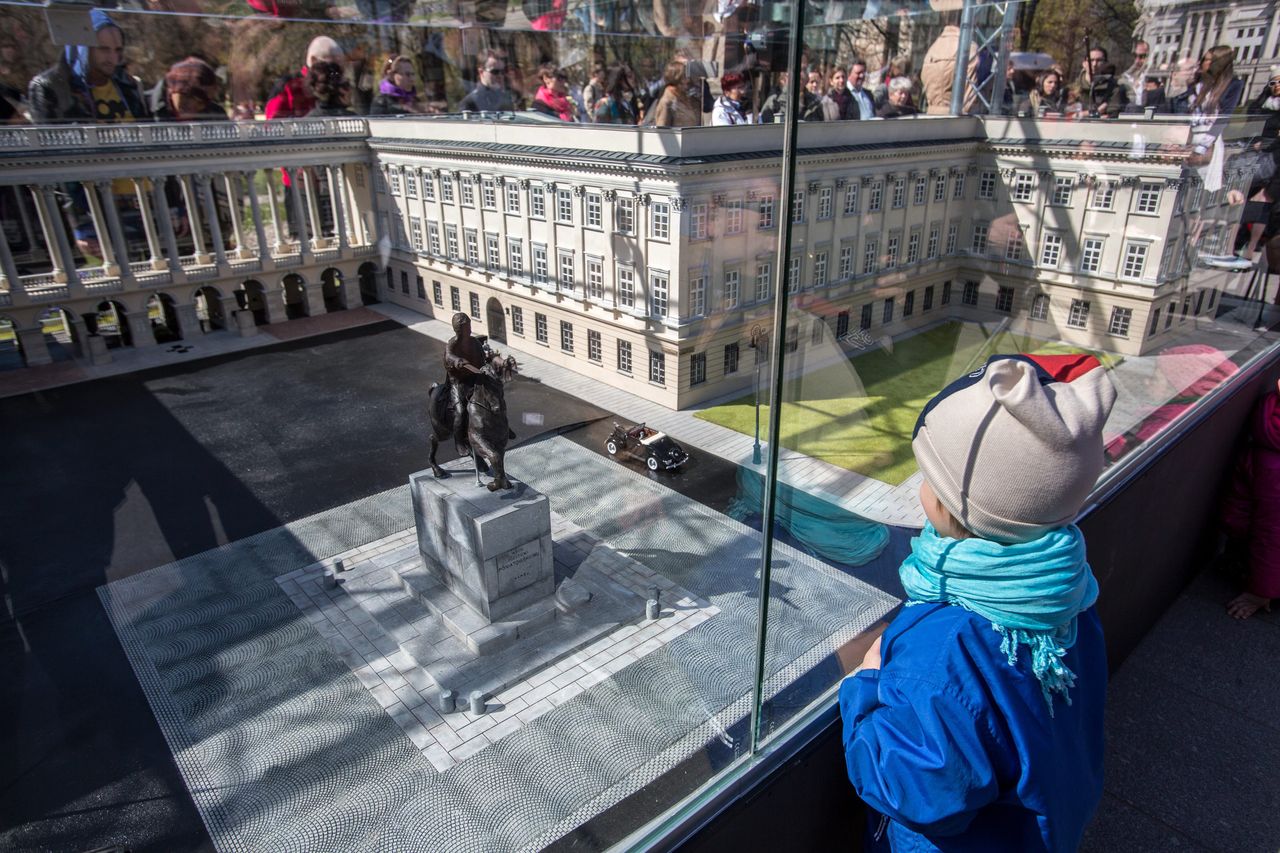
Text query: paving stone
453 715 497 742
369 683 398 708
410 702 443 730
451 733 492 762
421 744 456 773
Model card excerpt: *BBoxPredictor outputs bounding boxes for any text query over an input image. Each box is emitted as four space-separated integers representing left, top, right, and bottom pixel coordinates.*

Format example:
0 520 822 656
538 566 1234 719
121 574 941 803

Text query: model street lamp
748 325 766 465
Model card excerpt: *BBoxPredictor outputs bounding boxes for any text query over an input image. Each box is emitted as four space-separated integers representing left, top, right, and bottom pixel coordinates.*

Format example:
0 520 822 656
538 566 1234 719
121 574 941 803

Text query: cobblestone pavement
276 511 718 773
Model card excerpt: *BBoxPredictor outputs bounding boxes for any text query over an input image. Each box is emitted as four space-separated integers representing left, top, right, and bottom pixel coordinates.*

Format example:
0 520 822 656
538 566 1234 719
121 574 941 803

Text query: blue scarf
899 522 1098 710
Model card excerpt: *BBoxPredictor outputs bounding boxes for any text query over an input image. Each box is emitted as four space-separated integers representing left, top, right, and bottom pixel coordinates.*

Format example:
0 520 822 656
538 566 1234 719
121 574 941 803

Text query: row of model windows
385 168 673 238
508 306 667 385
399 219 683 317
382 165 1175 230
395 217 1171 331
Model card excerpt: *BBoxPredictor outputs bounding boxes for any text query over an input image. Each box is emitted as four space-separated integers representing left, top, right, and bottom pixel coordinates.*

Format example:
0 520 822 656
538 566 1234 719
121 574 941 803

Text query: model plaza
4 109 1272 852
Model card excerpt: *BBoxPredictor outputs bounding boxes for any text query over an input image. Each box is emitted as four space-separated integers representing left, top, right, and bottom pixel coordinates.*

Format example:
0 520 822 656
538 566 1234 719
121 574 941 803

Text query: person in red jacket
1222 379 1280 619
265 36 345 120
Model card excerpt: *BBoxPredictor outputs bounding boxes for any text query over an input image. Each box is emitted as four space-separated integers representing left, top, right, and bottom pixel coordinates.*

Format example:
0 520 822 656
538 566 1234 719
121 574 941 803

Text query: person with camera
1073 47 1128 118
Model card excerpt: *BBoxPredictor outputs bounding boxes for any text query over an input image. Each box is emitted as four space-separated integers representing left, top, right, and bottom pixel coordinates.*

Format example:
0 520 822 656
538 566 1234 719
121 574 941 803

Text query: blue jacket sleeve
839 669 1002 836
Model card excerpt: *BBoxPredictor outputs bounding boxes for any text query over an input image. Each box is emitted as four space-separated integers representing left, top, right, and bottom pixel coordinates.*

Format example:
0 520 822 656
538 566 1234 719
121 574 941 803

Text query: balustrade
0 119 375 352
0 118 376 366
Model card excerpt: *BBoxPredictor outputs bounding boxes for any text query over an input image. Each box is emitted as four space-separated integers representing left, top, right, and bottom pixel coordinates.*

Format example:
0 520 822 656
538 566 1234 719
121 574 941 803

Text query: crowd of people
3 9 1280 274
0 8 1270 133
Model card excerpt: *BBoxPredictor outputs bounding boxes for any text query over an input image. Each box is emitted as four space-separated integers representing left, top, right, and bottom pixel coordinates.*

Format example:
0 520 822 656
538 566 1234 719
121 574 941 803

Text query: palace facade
370 114 1247 408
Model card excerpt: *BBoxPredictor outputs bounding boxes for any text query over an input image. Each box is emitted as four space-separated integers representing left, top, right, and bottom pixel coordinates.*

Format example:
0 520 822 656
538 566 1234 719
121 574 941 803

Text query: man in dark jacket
28 9 150 260
28 9 149 125
1073 48 1128 118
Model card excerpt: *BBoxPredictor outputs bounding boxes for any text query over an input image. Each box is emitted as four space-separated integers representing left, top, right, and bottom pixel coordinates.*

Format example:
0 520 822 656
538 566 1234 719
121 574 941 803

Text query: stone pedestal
410 471 554 624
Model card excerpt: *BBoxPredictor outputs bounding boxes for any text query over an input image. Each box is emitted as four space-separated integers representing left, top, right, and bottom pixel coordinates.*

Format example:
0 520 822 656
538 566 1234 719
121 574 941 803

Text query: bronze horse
427 351 519 490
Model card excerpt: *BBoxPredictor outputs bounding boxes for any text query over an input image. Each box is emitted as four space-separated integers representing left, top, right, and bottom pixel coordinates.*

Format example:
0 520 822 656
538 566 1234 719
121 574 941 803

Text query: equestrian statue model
427 313 518 490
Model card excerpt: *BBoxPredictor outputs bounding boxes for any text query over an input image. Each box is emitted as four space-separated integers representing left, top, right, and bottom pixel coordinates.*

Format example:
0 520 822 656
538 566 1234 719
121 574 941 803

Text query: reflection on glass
1 0 1279 849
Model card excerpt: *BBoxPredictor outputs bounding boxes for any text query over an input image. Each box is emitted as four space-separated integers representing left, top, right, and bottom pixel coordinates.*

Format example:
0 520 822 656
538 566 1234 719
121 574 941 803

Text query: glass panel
738 0 1280 793
3 0 1279 850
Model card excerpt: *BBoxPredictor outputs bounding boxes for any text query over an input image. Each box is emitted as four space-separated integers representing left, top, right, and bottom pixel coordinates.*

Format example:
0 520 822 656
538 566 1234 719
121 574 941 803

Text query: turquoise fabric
727 467 889 567
899 523 1098 707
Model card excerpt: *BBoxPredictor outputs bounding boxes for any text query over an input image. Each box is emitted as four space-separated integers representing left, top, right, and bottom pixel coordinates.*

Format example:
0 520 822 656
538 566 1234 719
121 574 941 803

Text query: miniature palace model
0 114 1255 410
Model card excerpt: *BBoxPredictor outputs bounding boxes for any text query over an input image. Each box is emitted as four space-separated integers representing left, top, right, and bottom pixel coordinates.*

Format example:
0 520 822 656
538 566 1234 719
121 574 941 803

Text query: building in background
1139 0 1280 97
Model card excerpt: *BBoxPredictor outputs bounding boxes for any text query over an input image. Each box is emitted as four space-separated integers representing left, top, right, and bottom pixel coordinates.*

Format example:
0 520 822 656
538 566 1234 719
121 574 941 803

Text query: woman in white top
711 71 753 126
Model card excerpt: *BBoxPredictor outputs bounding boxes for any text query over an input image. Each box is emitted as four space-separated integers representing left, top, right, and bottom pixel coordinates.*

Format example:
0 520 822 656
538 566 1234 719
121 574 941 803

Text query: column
15 326 52 366
368 166 386 245
245 170 270 265
223 173 249 259
80 181 119 276
302 168 323 248
1266 10 1280 62
603 189 616 298
133 179 165 270
347 167 366 245
254 285 279 324
197 174 228 269
219 295 241 328
179 175 212 264
15 188 39 263
151 179 186 281
0 219 26 306
174 300 202 338
264 171 285 250
286 168 312 261
96 181 135 287
520 179 532 277
304 283 326 316
33 186 80 291
67 314 90 357
125 311 157 348
327 166 348 250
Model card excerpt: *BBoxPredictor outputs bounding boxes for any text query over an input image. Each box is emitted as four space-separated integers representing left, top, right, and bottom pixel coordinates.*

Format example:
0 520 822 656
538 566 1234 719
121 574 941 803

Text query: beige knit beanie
912 354 1118 543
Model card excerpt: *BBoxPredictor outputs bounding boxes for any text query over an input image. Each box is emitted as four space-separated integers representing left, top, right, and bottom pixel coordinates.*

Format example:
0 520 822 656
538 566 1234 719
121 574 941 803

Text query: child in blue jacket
841 353 1118 852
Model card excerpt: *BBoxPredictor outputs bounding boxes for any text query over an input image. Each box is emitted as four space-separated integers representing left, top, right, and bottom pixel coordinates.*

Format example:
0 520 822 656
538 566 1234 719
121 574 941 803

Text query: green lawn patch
695 321 1117 485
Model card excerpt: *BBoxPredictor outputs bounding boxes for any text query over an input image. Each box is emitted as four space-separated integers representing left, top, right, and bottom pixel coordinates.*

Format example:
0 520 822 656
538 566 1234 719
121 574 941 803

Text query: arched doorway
195 286 227 331
321 267 345 312
357 261 379 306
146 293 181 343
237 279 269 326
283 273 307 320
37 307 81 361
485 297 507 344
95 300 132 348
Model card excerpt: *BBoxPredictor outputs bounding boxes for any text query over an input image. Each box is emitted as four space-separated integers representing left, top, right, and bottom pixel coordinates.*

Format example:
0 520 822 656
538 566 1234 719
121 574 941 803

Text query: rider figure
444 312 488 453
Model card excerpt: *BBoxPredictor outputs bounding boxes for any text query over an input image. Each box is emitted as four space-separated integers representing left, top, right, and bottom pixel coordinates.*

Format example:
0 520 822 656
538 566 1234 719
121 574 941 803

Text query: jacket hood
64 9 124 85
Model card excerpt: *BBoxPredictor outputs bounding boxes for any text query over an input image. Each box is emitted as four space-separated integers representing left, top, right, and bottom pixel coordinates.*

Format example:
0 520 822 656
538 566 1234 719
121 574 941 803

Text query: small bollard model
646 599 660 620
323 569 338 590
334 558 346 573
469 690 486 715
439 689 457 713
